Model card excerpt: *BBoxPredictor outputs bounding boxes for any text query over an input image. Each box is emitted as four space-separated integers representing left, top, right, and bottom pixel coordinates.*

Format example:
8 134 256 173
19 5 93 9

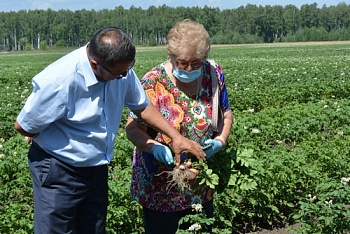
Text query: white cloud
28 0 54 10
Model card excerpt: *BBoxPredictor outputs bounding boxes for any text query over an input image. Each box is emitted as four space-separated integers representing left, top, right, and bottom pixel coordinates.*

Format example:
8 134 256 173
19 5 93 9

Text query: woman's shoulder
205 59 222 71
142 62 167 81
204 59 223 79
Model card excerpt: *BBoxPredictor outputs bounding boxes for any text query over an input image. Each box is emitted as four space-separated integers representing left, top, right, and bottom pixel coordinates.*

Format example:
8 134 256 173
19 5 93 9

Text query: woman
125 19 234 234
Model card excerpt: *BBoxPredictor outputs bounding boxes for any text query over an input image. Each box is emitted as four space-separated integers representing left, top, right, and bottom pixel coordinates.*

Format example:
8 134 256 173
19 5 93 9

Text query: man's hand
133 104 205 164
172 137 206 165
25 136 33 145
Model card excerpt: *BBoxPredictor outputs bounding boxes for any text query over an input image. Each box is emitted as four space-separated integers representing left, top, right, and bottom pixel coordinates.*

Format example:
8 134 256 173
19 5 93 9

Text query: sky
0 0 348 12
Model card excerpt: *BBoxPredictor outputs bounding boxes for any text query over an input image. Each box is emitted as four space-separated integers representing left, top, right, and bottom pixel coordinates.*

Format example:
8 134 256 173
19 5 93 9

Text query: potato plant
1 42 350 233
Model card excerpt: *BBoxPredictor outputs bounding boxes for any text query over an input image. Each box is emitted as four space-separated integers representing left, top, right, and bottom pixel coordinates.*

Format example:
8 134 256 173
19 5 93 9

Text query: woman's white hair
167 19 210 60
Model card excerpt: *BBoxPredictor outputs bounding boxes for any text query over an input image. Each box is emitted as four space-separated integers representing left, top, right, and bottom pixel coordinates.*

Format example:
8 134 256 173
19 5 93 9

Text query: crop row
1 43 350 233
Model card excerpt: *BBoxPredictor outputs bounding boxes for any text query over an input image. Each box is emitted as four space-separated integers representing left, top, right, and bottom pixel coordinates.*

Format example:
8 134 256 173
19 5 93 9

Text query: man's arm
14 120 36 144
14 120 37 137
130 103 206 164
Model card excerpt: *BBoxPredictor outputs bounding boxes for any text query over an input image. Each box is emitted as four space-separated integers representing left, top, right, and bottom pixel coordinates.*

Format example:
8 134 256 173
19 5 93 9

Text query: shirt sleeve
16 76 67 134
217 66 231 112
124 69 150 111
128 69 158 121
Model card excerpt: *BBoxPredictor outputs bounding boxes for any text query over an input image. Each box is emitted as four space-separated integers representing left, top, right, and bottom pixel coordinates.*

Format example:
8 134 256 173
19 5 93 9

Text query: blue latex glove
151 143 174 165
203 139 223 159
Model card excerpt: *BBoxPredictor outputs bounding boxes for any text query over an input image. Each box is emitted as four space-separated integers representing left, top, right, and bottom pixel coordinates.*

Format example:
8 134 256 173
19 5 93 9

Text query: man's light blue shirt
17 46 150 167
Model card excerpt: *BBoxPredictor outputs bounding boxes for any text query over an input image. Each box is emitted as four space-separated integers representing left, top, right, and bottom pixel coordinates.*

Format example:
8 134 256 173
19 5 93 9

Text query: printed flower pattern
130 61 230 212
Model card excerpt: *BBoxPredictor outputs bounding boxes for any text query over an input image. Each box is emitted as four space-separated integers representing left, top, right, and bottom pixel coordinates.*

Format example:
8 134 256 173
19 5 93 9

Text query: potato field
1 42 350 233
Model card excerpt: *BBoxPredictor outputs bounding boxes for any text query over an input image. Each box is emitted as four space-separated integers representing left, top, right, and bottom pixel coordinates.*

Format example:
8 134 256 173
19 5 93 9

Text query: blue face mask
172 66 202 83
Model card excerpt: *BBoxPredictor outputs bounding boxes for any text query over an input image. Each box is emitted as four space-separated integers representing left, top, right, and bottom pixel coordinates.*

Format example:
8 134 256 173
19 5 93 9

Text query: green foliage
1 3 350 50
55 39 67 47
293 27 329 42
0 134 33 233
40 40 48 50
207 146 237 193
24 44 32 50
1 44 350 233
194 159 220 189
107 129 144 233
291 179 350 234
177 203 215 234
148 33 157 46
0 51 66 140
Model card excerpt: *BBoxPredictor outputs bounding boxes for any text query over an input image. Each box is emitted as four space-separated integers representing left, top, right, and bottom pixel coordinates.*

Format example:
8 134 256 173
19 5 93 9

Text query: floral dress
129 60 231 212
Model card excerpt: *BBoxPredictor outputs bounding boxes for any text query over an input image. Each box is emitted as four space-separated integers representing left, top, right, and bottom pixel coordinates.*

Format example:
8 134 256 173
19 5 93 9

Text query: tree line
1 2 350 51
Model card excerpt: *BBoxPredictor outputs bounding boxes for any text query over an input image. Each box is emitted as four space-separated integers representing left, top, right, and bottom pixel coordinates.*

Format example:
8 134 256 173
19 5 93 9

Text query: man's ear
89 59 99 71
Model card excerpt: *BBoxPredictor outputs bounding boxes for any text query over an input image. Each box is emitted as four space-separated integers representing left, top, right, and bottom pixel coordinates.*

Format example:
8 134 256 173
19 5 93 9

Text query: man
14 27 205 234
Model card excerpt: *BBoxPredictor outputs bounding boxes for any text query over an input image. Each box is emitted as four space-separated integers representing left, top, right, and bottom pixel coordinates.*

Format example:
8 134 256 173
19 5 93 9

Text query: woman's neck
164 60 202 97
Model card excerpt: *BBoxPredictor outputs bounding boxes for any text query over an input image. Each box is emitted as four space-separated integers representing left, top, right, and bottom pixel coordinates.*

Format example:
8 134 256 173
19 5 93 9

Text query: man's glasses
175 59 203 70
99 59 135 79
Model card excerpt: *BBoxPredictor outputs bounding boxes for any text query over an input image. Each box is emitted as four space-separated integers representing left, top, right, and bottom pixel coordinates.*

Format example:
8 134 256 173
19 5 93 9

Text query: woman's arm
213 109 234 147
125 116 158 154
128 103 206 164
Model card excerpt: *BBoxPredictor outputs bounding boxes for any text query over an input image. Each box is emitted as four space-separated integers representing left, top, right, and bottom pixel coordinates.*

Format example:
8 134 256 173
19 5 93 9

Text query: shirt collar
79 44 99 87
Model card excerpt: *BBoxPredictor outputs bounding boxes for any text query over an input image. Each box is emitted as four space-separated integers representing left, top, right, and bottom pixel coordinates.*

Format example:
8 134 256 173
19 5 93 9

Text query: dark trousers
143 200 214 234
28 143 108 234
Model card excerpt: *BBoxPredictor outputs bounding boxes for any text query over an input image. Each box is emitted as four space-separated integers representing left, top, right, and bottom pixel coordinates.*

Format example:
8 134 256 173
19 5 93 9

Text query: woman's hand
132 104 206 165
203 139 223 159
151 143 174 165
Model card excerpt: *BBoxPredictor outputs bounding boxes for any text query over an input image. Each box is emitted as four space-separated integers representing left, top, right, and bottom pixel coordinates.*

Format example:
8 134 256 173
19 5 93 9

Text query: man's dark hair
89 27 135 67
